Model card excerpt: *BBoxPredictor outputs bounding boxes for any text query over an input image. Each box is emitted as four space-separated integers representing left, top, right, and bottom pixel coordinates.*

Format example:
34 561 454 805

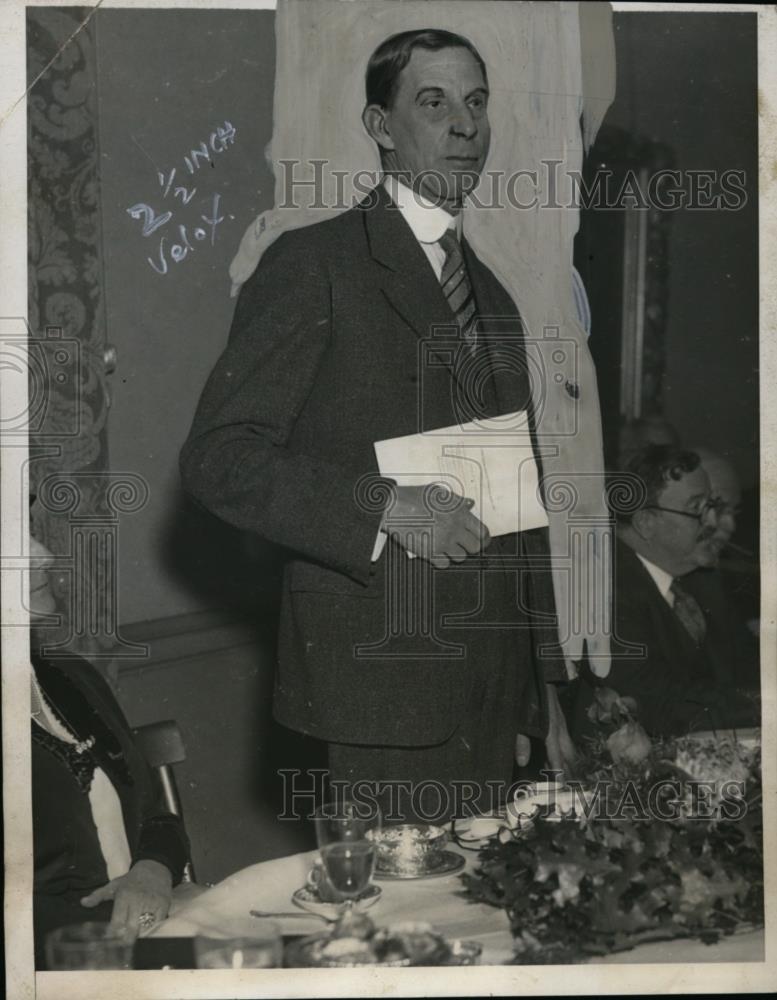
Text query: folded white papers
371 410 548 561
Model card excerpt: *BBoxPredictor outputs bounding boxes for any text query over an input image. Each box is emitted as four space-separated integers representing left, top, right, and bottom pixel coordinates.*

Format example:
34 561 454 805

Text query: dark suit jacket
566 540 760 738
32 653 189 966
181 185 565 746
683 566 760 693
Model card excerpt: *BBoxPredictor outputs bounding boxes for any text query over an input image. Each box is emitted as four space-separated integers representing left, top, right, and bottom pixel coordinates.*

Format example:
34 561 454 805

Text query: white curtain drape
230 0 616 677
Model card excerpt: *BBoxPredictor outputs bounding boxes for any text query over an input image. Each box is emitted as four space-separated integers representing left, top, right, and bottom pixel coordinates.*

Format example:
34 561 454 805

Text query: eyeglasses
644 497 724 523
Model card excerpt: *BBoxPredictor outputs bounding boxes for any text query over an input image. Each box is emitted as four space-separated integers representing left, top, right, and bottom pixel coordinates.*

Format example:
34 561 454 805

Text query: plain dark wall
602 12 759 487
94 12 316 876
96 9 277 626
116 642 315 883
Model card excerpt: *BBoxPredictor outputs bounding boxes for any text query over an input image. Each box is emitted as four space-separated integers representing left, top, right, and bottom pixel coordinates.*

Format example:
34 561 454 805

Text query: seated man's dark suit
683 566 760 694
565 539 759 738
181 185 564 798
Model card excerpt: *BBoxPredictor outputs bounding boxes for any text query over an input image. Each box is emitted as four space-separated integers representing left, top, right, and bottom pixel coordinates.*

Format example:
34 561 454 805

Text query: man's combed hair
365 28 488 109
611 443 701 525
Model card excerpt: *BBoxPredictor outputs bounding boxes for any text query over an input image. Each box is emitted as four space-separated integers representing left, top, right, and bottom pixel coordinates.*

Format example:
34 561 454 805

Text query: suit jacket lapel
362 186 460 376
362 188 532 419
623 545 710 676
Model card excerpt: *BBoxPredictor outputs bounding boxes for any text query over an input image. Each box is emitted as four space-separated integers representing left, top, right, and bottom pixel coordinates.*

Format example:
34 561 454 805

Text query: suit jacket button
565 380 580 399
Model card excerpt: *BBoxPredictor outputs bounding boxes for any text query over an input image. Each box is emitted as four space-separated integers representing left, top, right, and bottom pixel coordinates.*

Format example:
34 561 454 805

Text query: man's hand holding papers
373 411 548 565
381 484 491 568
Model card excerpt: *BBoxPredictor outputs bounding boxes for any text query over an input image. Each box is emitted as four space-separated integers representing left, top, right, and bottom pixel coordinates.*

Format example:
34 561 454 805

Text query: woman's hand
80 859 173 938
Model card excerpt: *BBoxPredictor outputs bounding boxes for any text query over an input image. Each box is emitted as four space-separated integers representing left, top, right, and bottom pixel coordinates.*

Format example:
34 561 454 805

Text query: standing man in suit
181 29 574 821
568 445 759 738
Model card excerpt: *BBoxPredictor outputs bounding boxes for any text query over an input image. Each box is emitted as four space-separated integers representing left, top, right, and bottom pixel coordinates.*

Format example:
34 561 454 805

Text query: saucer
291 883 382 918
373 849 466 881
450 813 506 847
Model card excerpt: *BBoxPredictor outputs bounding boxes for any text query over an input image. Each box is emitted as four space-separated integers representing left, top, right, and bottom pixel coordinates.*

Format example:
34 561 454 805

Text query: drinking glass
314 799 381 934
45 921 134 970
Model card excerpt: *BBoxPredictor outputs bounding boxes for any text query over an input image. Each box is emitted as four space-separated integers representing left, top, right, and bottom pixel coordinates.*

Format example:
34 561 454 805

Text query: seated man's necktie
670 579 707 646
438 229 477 353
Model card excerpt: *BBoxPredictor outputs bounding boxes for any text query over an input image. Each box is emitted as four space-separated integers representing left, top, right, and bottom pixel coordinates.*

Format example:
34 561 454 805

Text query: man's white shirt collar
636 553 675 606
383 174 461 244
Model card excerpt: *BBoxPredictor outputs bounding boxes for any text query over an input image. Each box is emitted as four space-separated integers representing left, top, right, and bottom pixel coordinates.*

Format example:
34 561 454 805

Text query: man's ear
362 104 395 153
630 508 655 541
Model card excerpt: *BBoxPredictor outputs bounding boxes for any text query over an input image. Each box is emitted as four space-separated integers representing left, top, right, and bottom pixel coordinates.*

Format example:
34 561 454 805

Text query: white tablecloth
155 844 764 966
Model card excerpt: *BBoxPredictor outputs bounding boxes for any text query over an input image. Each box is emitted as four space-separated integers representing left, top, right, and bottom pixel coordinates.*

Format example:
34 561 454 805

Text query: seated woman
29 532 190 968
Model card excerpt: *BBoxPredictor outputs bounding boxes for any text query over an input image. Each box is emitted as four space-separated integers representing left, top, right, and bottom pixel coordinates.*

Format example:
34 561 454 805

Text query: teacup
510 781 592 829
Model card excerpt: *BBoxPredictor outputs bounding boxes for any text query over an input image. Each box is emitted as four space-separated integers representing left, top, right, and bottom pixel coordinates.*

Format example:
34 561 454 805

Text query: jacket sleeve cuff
134 813 191 886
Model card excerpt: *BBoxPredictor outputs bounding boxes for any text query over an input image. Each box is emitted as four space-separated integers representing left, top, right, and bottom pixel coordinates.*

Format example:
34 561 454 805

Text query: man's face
643 466 719 576
379 46 490 208
29 534 57 619
700 458 741 564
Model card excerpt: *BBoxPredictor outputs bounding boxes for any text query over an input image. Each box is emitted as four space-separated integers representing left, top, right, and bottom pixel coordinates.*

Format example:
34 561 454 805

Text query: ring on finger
137 910 156 930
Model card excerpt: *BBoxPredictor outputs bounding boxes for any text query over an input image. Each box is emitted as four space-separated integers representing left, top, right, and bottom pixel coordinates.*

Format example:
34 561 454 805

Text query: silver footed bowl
370 824 448 875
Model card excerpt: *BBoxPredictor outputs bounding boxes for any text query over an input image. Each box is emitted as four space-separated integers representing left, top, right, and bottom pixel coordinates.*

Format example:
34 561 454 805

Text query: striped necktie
670 579 707 646
438 229 477 351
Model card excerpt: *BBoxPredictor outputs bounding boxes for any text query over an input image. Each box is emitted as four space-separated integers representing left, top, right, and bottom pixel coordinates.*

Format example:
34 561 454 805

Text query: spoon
250 908 333 923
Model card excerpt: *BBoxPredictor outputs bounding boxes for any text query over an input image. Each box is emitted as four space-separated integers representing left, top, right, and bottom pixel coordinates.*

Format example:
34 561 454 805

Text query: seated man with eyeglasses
568 444 760 738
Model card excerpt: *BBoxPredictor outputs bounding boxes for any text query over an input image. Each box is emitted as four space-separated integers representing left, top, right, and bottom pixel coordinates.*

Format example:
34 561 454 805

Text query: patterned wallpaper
27 7 139 666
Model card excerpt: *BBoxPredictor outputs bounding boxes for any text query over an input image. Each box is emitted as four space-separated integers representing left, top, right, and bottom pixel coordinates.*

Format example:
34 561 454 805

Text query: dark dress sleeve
78 661 192 884
32 654 192 967
32 654 191 886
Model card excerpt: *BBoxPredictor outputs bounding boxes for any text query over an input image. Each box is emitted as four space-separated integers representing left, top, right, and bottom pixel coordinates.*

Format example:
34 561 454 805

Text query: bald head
692 448 741 508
